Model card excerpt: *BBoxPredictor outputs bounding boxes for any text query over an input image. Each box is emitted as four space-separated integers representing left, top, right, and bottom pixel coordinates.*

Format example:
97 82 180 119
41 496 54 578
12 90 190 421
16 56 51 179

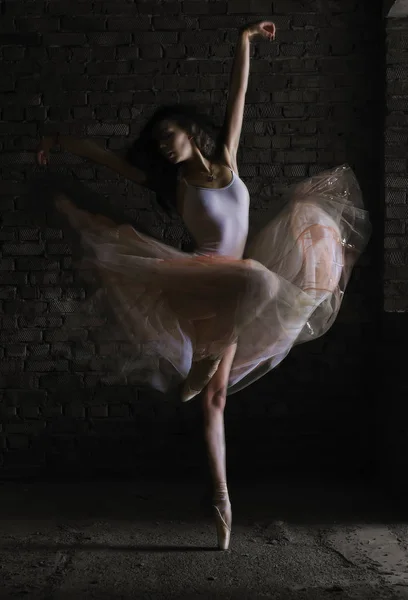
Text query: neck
181 151 212 178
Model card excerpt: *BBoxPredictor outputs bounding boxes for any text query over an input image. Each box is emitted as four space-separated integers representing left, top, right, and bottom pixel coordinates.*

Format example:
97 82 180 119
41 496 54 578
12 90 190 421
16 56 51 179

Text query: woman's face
153 119 193 164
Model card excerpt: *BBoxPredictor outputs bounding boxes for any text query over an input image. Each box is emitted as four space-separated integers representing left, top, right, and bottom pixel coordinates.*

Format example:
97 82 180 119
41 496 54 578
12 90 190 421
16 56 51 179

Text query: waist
194 241 246 260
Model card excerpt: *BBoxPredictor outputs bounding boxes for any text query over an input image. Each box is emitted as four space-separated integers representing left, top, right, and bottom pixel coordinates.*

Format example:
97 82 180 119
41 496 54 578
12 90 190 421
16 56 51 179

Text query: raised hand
241 20 276 42
36 135 55 167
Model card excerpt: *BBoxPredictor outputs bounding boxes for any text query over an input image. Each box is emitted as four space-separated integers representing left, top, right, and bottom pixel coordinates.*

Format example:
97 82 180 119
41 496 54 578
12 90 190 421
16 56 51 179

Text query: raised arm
221 21 276 161
36 135 148 187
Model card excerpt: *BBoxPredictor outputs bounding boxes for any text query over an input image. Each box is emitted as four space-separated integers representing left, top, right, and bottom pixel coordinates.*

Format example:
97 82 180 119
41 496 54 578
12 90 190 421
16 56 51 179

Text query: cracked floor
0 477 407 599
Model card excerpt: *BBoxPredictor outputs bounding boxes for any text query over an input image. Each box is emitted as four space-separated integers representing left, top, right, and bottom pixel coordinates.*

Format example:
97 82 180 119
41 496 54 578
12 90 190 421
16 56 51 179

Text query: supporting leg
201 343 237 550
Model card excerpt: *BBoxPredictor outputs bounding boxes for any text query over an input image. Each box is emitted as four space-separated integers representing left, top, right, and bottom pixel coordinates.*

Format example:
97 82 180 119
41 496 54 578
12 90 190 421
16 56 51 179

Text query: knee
202 387 227 414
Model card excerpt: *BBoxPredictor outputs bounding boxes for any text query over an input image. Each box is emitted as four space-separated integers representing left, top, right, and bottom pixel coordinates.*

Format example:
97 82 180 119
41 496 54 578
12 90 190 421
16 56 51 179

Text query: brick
292 13 328 28
386 189 406 204
93 106 117 120
3 107 25 121
61 16 107 31
0 273 28 285
87 32 132 45
0 360 24 373
60 75 108 91
0 258 15 270
386 176 408 190
88 405 108 418
20 286 40 300
48 0 90 14
387 205 408 219
280 43 305 57
48 107 72 121
271 136 290 149
44 329 88 343
16 17 60 31
138 1 181 15
46 243 72 255
26 360 69 372
44 33 87 46
0 153 32 168
385 220 406 234
3 243 45 256
3 46 25 60
0 288 17 300
180 30 225 44
86 61 131 75
152 17 190 30
1 329 42 343
40 288 62 300
284 165 308 177
16 258 60 271
0 93 41 107
109 404 130 418
183 1 210 13
88 91 133 105
5 0 47 15
64 403 85 418
87 123 129 136
43 91 87 105
29 344 51 358
5 422 45 435
385 236 404 250
72 47 94 62
134 31 178 44
283 104 305 118
227 0 251 12
26 106 48 121
107 17 151 31
0 316 17 329
7 435 30 449
388 96 408 111
72 107 94 120
387 113 408 128
116 47 140 60
19 406 41 419
6 342 26 357
0 32 41 45
0 16 15 34
0 374 36 389
4 300 48 316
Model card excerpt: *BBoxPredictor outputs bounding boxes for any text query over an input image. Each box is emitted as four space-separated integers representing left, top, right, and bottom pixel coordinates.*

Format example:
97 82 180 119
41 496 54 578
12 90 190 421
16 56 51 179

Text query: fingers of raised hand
262 22 276 40
37 150 48 166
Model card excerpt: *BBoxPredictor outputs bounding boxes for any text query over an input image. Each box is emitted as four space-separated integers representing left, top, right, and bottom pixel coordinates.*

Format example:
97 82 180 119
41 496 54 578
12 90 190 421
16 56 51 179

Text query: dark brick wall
0 0 383 479
381 10 408 486
385 15 408 311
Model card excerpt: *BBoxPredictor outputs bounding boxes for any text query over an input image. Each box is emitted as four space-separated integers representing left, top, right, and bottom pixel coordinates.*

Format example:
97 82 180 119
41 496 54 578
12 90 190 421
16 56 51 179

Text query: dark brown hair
126 104 224 217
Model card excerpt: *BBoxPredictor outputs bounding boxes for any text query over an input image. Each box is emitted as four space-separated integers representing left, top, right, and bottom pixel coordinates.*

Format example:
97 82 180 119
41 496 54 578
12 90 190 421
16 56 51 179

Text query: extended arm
221 21 276 160
36 135 147 186
221 31 251 160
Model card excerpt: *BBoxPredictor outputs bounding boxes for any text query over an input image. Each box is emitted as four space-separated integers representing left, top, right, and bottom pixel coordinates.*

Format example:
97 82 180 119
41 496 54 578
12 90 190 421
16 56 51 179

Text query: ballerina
36 20 370 551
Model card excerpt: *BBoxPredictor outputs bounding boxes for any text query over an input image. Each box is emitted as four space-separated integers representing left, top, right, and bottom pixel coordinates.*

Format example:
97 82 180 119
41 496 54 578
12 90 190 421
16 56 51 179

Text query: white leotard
181 167 250 259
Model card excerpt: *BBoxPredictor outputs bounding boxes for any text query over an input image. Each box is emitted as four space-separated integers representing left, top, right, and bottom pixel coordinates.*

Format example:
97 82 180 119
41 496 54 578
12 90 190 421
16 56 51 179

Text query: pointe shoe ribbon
213 504 232 550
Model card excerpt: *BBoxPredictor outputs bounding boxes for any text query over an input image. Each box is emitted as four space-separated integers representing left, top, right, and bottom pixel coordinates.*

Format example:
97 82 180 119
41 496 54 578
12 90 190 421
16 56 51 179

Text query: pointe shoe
213 501 232 550
181 355 222 402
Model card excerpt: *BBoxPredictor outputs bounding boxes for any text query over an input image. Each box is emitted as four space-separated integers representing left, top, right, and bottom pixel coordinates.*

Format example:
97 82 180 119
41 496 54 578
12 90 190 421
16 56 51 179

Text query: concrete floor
0 476 407 600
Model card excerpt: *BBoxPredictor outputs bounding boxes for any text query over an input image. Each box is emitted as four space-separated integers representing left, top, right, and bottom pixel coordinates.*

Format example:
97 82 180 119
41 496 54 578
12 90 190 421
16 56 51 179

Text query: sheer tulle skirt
54 164 371 397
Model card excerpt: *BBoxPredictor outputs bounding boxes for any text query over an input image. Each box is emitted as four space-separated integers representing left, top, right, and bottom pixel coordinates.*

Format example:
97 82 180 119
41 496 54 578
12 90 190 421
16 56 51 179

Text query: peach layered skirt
54 165 370 398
